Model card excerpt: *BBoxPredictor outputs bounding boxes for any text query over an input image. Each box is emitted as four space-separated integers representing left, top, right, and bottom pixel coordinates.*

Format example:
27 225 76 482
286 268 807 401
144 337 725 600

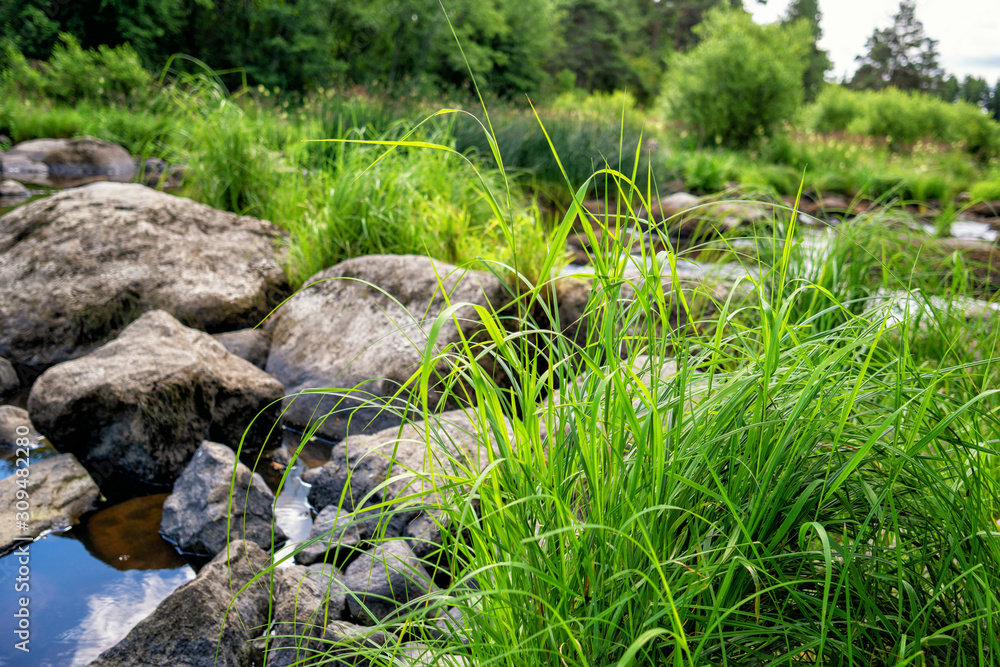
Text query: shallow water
0 505 196 666
0 384 326 663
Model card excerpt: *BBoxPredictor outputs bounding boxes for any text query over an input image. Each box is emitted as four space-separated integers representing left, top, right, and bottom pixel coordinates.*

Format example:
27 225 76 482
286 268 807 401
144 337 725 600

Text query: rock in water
305 409 486 517
0 136 135 184
265 254 506 441
28 310 284 485
293 504 363 566
0 453 99 552
0 405 41 449
87 540 273 667
0 179 28 197
161 441 286 557
0 182 289 371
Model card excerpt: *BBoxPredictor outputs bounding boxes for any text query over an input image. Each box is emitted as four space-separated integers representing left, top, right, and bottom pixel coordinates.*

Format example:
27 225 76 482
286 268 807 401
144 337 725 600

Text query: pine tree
781 0 831 101
850 0 943 93
988 80 1000 121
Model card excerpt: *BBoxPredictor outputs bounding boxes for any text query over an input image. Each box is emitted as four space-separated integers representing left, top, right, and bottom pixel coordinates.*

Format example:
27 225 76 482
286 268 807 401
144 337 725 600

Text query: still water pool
0 385 320 665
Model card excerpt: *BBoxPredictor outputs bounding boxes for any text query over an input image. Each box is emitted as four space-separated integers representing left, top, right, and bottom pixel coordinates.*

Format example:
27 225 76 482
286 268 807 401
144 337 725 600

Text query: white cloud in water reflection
60 568 195 666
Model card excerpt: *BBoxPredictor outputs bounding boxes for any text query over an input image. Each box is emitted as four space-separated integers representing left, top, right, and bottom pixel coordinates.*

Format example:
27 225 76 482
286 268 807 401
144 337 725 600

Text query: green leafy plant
662 7 811 149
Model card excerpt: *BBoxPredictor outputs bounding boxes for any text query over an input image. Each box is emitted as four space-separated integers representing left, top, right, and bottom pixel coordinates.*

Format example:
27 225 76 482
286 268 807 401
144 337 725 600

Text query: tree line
2 0 997 133
2 0 788 101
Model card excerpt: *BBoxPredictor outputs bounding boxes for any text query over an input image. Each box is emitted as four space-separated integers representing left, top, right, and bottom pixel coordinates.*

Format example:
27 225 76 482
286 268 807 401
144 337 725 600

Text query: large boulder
0 136 135 186
344 541 437 625
28 310 285 485
161 441 287 557
0 182 289 371
265 255 507 441
87 540 273 667
0 453 99 553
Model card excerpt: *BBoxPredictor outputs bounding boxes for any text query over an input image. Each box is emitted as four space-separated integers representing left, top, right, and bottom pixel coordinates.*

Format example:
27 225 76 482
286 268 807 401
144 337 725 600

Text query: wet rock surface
0 181 289 371
87 540 273 667
161 441 286 557
265 254 506 441
0 453 99 552
28 310 285 485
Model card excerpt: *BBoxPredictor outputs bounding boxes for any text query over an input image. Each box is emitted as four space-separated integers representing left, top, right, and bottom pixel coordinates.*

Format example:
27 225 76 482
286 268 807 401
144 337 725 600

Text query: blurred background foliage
2 0 1000 218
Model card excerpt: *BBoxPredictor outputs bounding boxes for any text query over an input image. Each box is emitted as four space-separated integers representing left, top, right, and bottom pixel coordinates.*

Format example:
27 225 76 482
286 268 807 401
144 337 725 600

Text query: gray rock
0 405 42 449
138 157 184 189
344 541 437 625
0 182 289 371
87 540 273 667
28 310 285 485
260 619 388 667
294 504 362 566
306 409 486 518
0 136 135 185
0 179 28 197
0 453 99 552
262 564 350 667
161 441 286 557
404 512 445 561
0 357 18 397
213 328 271 369
638 192 700 225
265 255 506 441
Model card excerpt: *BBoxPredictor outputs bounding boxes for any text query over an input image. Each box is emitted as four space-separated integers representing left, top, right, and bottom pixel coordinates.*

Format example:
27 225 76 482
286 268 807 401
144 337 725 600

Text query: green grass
238 106 1000 667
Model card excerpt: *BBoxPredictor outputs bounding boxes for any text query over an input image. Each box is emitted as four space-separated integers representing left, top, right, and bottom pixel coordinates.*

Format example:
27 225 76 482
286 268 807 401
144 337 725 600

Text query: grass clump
245 104 1000 667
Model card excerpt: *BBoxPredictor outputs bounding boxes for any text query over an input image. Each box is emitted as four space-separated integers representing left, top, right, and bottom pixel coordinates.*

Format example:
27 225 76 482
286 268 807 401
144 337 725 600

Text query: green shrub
804 84 864 133
804 86 1000 157
970 178 1000 202
1 34 152 105
663 149 742 194
662 8 810 149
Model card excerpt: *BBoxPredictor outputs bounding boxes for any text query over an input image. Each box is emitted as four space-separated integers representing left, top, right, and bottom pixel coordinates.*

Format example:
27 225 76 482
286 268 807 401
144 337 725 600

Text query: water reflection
0 534 194 667
75 494 187 570
62 568 194 666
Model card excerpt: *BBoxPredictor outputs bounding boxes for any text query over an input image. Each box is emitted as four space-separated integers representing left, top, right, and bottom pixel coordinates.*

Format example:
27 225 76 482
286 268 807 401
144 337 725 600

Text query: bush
1 34 151 105
662 8 810 149
804 85 864 133
805 86 1000 157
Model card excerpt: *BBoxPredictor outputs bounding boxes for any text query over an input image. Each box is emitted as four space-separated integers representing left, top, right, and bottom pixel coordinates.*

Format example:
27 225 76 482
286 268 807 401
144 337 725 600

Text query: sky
748 0 1000 83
